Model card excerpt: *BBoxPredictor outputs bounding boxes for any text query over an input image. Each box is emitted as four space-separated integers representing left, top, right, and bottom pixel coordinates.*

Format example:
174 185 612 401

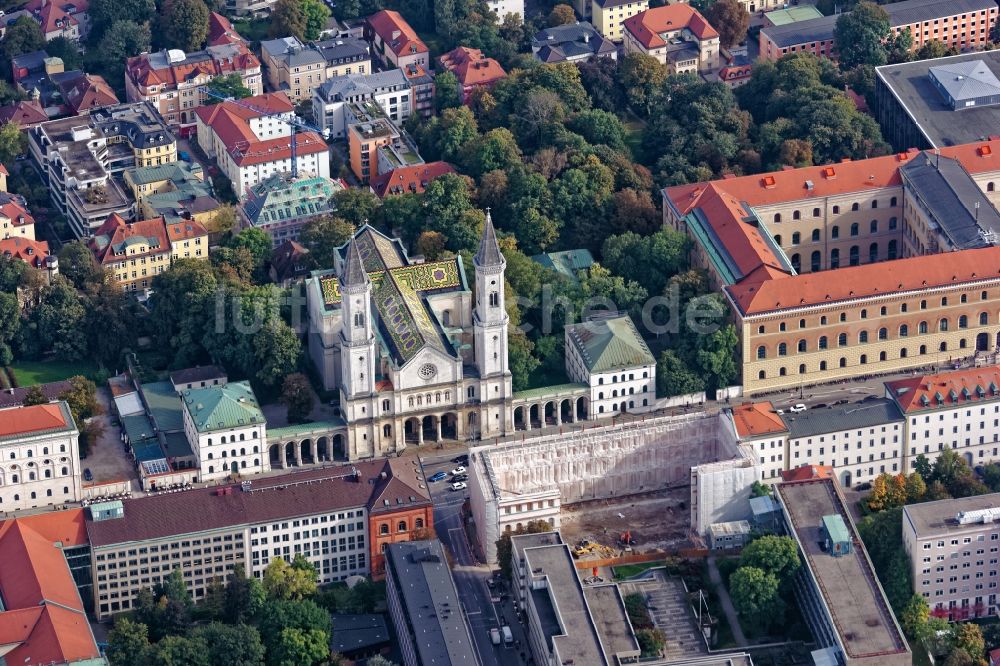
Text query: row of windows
206 432 258 445
0 466 71 484
5 445 68 458
790 242 898 272
757 342 967 379
757 315 997 356
756 291 995 333
776 218 898 246
206 447 259 460
377 517 425 535
0 487 72 502
771 198 898 223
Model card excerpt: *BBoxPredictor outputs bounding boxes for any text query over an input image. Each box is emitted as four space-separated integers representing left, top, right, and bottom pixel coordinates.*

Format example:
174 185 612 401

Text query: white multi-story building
564 314 657 419
312 69 412 139
194 92 330 194
0 402 82 512
726 401 788 482
486 0 524 20
902 493 1000 621
180 380 268 482
886 367 1000 471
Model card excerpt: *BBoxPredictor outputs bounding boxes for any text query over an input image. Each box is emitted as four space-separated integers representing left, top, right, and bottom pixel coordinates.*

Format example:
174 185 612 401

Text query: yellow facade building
591 0 648 42
664 139 1000 395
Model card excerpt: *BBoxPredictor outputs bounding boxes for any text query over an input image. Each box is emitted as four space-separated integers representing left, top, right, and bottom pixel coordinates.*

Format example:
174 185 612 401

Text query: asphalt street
420 451 530 666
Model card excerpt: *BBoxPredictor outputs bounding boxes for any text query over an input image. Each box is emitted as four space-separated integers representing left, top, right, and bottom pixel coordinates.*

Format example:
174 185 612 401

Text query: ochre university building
663 139 1000 395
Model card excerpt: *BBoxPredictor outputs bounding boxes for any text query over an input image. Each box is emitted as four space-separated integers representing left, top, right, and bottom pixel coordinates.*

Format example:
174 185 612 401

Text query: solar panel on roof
141 458 170 475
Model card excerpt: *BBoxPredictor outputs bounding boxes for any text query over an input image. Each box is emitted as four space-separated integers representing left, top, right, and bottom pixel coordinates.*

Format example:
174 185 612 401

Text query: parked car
83 468 93 482
428 471 448 482
490 627 501 645
450 465 466 475
452 454 468 464
451 481 467 491
789 404 807 413
452 474 468 482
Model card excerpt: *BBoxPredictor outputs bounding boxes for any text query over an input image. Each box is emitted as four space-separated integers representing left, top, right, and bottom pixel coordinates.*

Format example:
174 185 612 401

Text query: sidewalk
707 556 749 647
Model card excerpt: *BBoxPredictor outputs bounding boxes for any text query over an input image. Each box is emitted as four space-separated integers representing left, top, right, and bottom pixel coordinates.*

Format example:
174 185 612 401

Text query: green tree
205 73 253 101
578 56 626 113
705 0 750 49
149 636 210 666
159 0 210 52
300 0 331 40
58 241 104 290
655 350 705 397
461 127 521 178
944 648 974 666
913 453 932 480
88 0 155 40
270 0 307 40
953 621 986 663
693 320 739 393
905 472 927 503
750 481 771 498
601 229 688 295
729 566 783 633
981 463 1000 492
263 556 318 600
508 332 539 392
256 599 332 657
0 291 19 366
898 594 930 640
635 628 666 657
739 535 801 584
94 21 152 84
0 120 25 165
106 618 151 666
224 563 266 624
281 373 314 424
21 384 47 406
191 623 266 666
45 36 83 70
424 106 479 163
609 188 660 236
835 1 891 69
272 627 329 666
1 16 45 66
332 188 380 227
568 109 628 150
227 228 272 277
298 215 355 269
434 71 463 112
32 279 88 361
547 3 576 26
619 53 667 117
495 519 551 579
85 278 139 368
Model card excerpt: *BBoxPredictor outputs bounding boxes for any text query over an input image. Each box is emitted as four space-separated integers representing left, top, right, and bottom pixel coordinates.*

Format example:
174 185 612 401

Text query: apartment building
486 0 523 21
0 236 52 269
759 0 997 61
663 139 1000 395
180 381 267 482
238 172 345 245
124 160 221 228
312 69 412 139
384 540 479 666
531 22 619 63
365 10 429 71
125 45 263 134
590 0 647 43
29 102 176 238
85 461 431 620
564 314 656 419
875 51 1000 151
903 494 1000 620
776 477 911 666
0 196 35 241
21 0 91 41
345 102 423 183
261 36 370 102
402 63 435 119
88 213 208 294
438 46 506 104
622 4 720 73
0 402 82 513
194 92 330 194
0 510 103 665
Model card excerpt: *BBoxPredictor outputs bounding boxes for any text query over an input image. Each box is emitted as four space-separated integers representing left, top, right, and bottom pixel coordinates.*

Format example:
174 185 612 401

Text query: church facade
306 217 513 459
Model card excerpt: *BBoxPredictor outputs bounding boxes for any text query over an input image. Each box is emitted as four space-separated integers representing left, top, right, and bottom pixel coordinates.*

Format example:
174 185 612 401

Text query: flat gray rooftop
385 540 478 666
583 585 641 660
781 398 903 439
511 530 562 564
522 543 608 666
778 480 909 662
876 51 1000 147
903 492 1000 538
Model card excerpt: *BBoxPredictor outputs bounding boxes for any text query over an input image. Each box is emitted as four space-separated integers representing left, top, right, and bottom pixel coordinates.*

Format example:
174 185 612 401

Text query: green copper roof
531 249 594 281
141 381 184 432
566 315 655 373
181 380 265 434
126 161 203 186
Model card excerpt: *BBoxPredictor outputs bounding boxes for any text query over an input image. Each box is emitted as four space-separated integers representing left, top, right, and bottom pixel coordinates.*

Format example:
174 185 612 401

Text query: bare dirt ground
558 485 694 554
84 388 140 490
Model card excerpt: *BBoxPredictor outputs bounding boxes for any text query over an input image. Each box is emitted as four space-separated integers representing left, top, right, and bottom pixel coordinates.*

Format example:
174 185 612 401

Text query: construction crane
198 87 331 179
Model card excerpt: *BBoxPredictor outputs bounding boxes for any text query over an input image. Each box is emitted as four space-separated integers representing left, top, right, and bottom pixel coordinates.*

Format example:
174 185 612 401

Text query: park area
1 359 100 388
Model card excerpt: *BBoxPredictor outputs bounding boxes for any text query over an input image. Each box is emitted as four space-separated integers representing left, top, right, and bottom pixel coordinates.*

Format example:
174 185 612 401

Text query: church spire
474 208 504 268
340 237 369 289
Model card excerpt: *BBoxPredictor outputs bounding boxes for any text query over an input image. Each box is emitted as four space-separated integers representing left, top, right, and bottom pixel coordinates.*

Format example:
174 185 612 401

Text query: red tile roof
0 513 100 665
438 46 506 88
0 199 34 228
166 218 209 242
59 72 118 114
369 161 455 198
367 10 427 57
24 0 87 35
0 237 50 268
623 4 719 49
781 465 834 483
727 245 1000 315
127 44 259 93
88 213 171 265
208 12 246 46
665 139 1000 315
0 403 69 438
886 367 1000 414
731 401 787 438
0 100 47 128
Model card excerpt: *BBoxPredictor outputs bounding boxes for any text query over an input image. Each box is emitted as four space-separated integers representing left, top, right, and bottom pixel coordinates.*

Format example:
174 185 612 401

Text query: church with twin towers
305 213 657 460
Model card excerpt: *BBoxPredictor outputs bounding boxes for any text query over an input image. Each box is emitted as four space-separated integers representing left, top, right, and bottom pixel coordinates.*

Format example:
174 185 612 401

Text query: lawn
8 359 99 386
612 560 668 580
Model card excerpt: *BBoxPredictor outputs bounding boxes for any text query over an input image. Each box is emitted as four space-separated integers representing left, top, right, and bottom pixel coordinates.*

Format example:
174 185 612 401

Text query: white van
490 627 501 645
501 626 513 645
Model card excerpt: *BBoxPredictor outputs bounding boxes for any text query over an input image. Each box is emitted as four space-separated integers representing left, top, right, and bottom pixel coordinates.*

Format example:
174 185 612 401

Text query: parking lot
83 388 140 491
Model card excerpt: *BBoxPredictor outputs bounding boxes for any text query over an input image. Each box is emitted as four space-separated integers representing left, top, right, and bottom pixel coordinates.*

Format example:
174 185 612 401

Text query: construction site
469 411 727 562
